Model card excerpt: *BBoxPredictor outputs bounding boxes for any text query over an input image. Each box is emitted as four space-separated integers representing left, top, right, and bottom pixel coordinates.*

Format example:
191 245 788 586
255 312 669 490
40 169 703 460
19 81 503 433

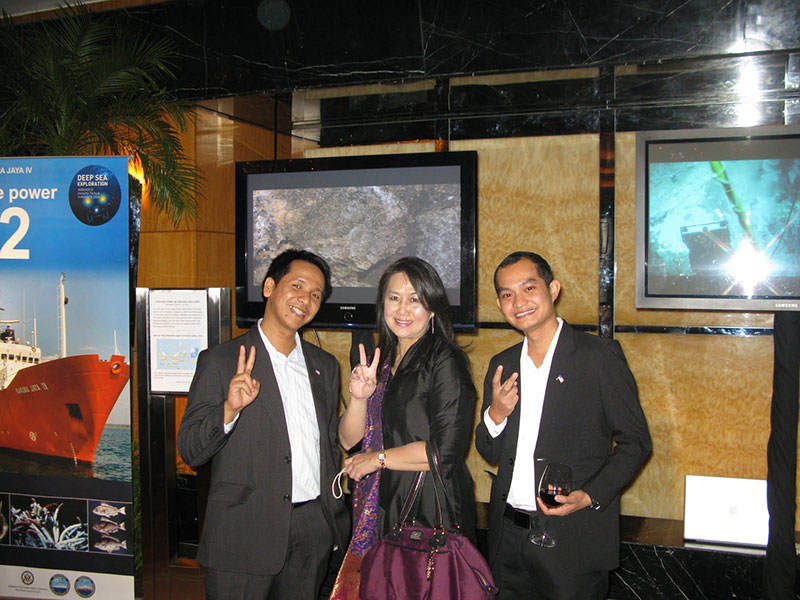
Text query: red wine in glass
538 463 572 508
530 462 573 547
539 488 564 508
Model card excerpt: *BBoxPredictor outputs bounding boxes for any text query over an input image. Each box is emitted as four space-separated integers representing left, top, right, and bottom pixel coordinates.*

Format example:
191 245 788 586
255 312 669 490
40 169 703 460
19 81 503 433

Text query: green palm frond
0 2 201 224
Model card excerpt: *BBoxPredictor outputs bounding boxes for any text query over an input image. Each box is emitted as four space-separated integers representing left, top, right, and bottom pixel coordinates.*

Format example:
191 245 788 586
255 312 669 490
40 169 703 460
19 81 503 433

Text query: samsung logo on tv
339 306 357 310
775 302 799 309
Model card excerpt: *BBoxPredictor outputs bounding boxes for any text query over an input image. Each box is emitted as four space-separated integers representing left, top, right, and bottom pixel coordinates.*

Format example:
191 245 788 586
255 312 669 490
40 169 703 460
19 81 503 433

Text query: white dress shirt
484 317 563 511
225 321 321 502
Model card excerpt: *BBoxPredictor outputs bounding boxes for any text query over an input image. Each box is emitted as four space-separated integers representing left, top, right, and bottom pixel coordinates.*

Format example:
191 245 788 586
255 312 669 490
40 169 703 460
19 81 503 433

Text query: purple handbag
359 444 498 599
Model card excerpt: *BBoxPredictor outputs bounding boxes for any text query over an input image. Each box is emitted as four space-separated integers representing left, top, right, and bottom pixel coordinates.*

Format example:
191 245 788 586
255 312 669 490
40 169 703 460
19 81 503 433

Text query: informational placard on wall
0 156 133 599
148 289 209 394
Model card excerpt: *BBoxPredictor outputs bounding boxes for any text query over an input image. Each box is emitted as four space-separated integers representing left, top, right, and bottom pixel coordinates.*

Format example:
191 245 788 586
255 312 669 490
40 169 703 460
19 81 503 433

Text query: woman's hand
344 451 381 481
349 344 381 400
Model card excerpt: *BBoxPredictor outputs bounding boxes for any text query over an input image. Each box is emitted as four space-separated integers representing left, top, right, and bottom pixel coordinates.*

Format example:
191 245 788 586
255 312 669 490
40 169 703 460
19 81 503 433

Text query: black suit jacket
177 326 349 575
475 322 651 573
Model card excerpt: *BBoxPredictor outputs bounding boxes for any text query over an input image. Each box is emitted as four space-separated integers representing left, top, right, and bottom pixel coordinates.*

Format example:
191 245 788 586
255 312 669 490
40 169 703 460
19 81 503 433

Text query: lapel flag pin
556 375 564 383
314 369 321 375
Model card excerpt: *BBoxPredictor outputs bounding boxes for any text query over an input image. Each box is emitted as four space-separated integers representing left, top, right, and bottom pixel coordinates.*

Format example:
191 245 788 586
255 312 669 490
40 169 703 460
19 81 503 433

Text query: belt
292 497 318 509
504 503 535 529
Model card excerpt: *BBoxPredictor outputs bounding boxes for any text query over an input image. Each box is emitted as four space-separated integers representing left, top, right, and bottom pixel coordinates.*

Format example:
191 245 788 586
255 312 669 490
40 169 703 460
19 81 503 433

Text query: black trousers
493 510 609 600
205 499 333 600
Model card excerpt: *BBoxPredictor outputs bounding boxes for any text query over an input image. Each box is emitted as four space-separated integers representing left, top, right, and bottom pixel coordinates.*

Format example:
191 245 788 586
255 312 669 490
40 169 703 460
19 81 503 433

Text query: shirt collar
256 319 305 365
520 317 563 368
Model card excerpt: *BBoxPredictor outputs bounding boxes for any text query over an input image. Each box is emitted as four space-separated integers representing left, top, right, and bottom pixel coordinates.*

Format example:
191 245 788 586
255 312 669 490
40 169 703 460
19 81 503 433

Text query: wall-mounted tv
636 125 800 311
235 151 478 330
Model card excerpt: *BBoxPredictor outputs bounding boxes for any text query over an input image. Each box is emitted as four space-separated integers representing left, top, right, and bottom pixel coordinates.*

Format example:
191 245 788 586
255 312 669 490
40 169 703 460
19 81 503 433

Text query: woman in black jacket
339 256 477 541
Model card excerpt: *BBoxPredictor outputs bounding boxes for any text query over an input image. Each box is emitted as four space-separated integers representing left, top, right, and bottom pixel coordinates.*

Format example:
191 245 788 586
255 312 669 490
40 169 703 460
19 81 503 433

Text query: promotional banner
0 157 133 599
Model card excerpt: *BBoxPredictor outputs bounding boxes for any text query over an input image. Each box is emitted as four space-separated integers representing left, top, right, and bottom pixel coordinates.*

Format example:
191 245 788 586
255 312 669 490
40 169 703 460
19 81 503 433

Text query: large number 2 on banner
0 206 30 259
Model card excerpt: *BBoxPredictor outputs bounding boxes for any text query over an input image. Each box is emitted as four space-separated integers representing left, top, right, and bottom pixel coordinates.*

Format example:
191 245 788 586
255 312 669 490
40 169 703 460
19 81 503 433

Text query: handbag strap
428 441 461 530
397 470 426 526
392 440 471 531
394 464 445 530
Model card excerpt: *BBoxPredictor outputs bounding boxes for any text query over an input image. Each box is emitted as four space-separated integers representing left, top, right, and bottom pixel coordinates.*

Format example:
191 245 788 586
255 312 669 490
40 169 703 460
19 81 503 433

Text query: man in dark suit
476 251 651 600
178 249 349 600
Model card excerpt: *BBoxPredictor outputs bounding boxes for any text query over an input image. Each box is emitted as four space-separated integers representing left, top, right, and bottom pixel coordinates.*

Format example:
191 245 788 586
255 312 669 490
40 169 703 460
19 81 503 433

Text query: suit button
284 455 291 463
508 457 515 465
283 494 291 502
501 493 507 501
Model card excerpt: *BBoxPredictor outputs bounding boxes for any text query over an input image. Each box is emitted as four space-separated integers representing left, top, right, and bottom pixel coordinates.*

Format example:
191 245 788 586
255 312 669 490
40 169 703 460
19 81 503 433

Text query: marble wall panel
305 141 436 159
614 55 789 103
450 136 599 325
618 332 773 520
320 120 441 148
451 74 600 113
614 131 774 329
615 101 788 133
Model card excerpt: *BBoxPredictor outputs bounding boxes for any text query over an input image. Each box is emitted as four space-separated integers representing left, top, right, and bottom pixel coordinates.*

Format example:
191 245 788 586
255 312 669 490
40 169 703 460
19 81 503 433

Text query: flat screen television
635 125 800 311
235 151 478 330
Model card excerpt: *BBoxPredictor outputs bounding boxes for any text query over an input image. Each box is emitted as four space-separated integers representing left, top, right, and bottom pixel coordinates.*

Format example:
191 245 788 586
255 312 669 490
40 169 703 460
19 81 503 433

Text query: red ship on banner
0 274 129 464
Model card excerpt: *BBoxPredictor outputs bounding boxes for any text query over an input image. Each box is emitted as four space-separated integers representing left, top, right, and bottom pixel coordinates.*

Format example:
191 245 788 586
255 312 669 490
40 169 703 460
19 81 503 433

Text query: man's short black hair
493 251 554 295
263 249 332 302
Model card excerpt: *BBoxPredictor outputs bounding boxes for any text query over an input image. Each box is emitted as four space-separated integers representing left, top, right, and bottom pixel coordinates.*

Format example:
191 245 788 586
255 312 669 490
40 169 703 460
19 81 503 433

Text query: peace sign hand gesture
224 345 260 424
487 364 519 425
349 343 380 401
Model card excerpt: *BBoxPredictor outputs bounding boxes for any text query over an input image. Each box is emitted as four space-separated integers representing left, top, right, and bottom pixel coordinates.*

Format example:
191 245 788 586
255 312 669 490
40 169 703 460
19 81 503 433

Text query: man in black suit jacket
476 251 651 600
178 249 349 600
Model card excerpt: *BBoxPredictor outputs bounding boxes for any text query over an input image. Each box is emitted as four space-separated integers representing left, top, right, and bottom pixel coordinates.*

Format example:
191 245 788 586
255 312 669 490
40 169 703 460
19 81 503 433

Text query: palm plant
0 2 201 224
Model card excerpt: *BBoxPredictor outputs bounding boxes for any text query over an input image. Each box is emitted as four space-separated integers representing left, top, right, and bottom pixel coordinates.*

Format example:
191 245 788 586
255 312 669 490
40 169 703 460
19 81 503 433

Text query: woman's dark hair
376 257 455 371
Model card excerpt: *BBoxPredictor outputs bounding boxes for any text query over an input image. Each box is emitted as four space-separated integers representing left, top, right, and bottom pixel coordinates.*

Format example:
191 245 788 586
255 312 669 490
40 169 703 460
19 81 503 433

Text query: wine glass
529 462 572 548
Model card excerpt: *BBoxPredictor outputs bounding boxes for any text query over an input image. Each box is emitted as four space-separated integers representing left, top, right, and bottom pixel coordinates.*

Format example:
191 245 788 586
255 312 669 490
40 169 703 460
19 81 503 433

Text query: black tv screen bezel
235 151 478 330
635 124 800 312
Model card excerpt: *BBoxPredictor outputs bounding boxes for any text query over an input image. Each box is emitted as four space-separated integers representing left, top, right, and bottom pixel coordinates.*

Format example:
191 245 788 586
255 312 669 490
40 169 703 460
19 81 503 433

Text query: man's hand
224 345 260 424
487 365 519 425
349 344 380 400
537 489 592 516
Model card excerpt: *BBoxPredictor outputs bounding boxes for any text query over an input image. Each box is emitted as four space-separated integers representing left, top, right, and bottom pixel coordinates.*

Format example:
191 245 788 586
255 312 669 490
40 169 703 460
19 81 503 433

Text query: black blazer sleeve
581 339 652 508
178 346 232 468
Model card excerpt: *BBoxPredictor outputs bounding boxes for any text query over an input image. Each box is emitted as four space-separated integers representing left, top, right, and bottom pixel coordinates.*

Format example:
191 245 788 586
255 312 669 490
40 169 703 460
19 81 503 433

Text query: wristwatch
377 451 387 469
587 498 601 511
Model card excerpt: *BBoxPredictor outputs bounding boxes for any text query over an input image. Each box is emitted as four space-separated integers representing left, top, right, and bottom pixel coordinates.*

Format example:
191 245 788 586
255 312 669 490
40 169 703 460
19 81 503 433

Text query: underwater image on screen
647 157 800 298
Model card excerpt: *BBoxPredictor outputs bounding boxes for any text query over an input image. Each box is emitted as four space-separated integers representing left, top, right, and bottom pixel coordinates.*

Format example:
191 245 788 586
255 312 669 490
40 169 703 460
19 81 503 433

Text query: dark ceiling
112 0 800 100
13 0 800 101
